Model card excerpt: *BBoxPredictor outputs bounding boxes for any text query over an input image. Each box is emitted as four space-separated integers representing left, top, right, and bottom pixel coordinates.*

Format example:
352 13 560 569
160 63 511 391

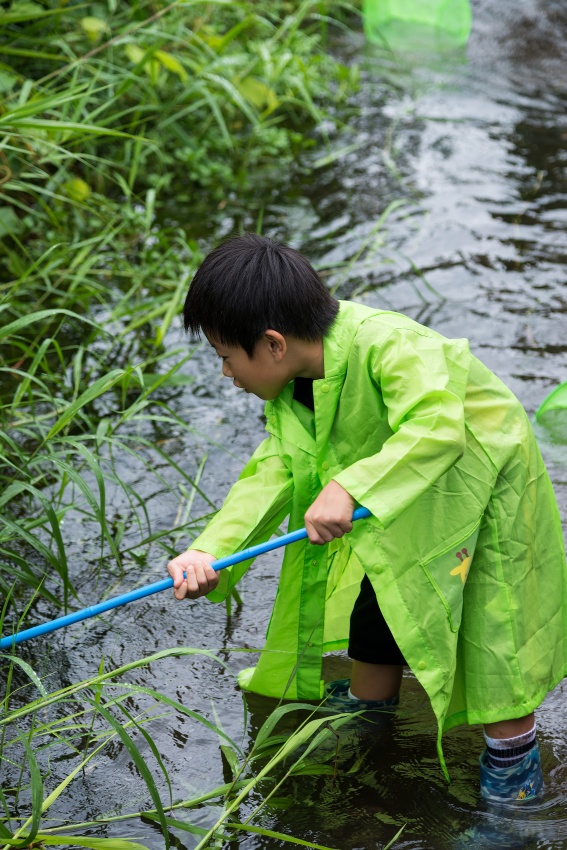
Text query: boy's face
208 333 292 401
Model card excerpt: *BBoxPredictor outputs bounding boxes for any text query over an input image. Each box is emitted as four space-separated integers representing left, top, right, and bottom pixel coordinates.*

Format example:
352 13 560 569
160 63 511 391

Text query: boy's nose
222 361 233 378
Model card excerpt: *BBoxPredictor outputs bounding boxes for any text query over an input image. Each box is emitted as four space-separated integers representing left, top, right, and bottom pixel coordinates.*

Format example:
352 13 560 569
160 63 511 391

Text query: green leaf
124 43 147 65
288 763 336 775
0 822 12 838
141 813 209 836
193 713 355 850
0 656 48 697
383 824 406 850
0 482 28 510
237 77 279 112
0 309 92 343
113 700 174 812
155 50 188 81
0 70 18 94
312 141 365 169
86 700 170 849
124 44 161 84
0 207 22 238
25 836 152 849
0 118 132 138
226 821 341 849
10 730 43 847
142 373 194 389
80 16 109 41
253 702 323 752
220 743 241 779
0 2 66 23
62 178 91 202
45 368 125 440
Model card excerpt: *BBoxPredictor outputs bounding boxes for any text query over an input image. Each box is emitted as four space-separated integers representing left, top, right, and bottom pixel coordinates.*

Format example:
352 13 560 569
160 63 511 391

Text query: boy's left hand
305 480 355 545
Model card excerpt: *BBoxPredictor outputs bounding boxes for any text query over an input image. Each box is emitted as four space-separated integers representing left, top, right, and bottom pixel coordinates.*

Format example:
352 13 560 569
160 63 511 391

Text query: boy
167 233 567 802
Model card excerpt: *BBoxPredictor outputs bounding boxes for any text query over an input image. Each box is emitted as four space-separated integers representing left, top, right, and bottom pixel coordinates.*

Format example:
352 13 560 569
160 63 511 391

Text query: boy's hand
305 480 356 545
167 549 219 600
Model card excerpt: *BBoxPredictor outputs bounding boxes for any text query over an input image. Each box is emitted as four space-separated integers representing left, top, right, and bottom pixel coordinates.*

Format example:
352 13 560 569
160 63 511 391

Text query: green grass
0 647 379 850
0 4 400 847
1 0 359 287
0 0 360 613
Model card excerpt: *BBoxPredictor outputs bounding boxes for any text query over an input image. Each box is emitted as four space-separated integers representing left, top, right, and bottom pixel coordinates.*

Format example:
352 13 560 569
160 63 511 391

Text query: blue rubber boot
454 745 545 848
479 743 544 803
322 678 399 713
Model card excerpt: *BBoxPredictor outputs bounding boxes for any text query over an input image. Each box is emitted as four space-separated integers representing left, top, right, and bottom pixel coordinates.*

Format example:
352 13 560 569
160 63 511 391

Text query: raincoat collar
264 301 376 455
321 299 374 379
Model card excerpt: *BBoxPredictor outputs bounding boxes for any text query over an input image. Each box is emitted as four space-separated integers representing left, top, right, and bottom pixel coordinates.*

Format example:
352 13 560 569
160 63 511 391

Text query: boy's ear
264 330 287 362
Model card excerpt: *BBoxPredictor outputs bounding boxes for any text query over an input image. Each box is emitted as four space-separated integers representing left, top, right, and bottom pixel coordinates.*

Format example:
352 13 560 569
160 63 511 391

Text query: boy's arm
189 434 293 601
333 327 470 530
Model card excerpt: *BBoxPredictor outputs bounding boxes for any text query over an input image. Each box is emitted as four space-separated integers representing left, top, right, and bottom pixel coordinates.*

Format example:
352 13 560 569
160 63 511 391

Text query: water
5 0 567 847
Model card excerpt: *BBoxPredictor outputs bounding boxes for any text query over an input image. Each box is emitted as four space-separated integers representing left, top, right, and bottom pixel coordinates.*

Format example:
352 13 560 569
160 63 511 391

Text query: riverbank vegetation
1 0 359 609
1 1 367 846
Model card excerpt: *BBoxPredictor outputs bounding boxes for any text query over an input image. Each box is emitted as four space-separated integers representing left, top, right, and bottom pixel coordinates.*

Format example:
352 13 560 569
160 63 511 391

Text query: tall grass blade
9 731 43 849
226 822 341 849
19 837 152 849
0 657 48 699
44 369 125 440
0 310 95 343
87 701 170 848
193 712 355 850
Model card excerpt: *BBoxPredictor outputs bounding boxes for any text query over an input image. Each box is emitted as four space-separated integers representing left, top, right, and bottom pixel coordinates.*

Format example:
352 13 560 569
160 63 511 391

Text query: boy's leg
350 661 403 702
484 714 534 739
324 574 405 711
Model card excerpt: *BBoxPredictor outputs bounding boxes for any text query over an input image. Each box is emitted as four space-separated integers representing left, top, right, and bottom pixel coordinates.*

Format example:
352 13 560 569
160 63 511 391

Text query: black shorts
348 574 407 666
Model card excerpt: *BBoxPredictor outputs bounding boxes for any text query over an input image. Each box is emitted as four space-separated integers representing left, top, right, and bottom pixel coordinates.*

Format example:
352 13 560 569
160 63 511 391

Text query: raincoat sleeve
333 327 470 530
190 434 293 602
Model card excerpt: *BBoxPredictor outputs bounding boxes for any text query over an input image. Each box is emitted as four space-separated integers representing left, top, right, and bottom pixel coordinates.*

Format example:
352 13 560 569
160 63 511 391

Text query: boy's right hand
167 549 219 600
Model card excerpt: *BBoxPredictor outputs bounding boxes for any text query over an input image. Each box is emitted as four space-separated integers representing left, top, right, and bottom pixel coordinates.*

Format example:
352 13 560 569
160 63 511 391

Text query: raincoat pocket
420 519 481 632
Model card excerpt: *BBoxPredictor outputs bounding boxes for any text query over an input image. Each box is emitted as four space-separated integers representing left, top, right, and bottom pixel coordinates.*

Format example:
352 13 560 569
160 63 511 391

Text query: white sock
484 724 537 769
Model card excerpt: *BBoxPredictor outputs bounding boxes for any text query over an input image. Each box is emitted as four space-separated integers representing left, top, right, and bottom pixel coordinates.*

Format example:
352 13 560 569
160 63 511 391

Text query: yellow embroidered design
450 548 472 583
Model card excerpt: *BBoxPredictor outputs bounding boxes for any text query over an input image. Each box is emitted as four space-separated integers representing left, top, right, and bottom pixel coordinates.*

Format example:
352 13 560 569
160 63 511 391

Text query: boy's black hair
183 233 339 356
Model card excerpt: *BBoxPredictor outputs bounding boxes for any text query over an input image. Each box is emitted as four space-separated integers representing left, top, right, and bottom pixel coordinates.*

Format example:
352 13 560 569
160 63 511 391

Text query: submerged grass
0 648 368 850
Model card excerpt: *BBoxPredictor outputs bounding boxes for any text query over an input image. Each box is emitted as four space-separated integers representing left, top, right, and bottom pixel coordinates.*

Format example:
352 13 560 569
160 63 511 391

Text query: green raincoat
192 300 567 771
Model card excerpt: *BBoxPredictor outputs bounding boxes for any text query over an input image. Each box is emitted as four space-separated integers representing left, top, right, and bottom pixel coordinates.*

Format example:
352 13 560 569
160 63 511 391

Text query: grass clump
1 0 359 285
0 6 371 845
0 648 362 850
0 0 360 620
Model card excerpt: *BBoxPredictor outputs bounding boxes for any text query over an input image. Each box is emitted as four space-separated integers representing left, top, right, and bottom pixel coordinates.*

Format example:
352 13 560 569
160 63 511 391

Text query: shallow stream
10 0 567 847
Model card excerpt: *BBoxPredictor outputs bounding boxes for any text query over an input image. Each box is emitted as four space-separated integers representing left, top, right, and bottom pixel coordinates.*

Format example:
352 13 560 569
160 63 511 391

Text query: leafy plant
0 256 215 610
0 0 360 617
0 0 360 284
0 647 370 850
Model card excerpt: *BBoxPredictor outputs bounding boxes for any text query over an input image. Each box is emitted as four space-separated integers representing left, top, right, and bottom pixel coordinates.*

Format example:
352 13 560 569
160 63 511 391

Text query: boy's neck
287 337 325 381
